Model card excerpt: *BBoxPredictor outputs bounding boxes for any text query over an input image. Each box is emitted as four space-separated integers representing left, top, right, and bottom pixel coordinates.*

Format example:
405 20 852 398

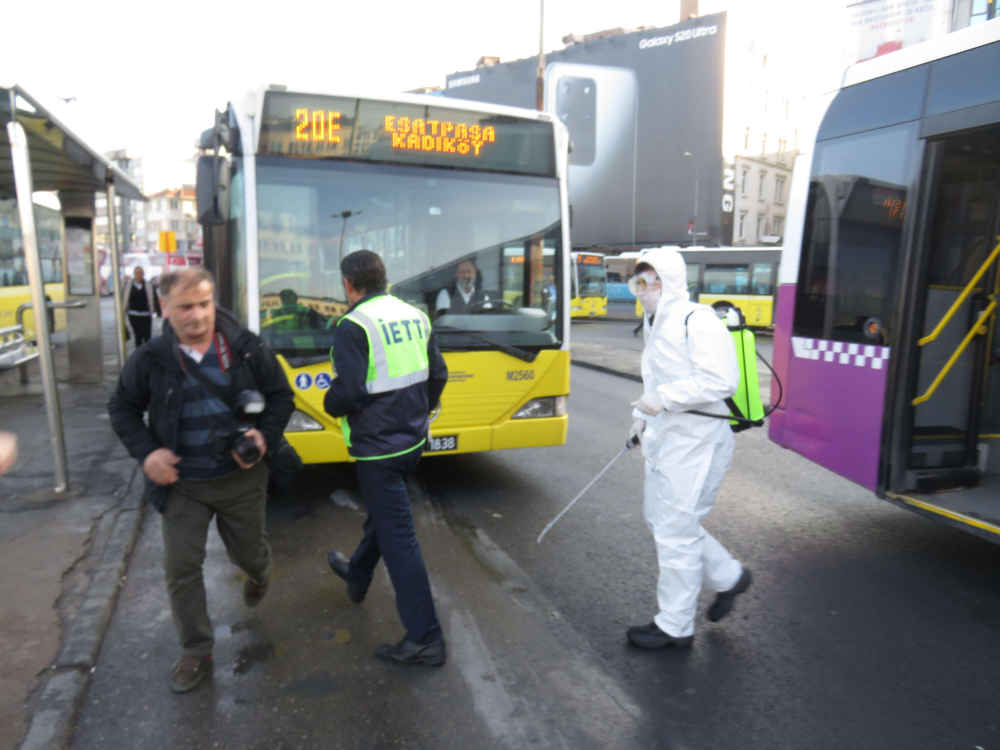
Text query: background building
94 149 144 253
730 153 790 246
143 186 200 254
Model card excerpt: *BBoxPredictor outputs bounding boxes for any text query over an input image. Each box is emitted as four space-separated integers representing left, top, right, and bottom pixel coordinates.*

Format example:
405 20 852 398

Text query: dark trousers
348 448 442 645
128 314 152 347
161 462 271 656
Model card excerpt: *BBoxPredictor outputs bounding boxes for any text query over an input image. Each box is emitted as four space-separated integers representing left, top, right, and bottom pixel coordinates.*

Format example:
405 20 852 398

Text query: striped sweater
176 342 239 481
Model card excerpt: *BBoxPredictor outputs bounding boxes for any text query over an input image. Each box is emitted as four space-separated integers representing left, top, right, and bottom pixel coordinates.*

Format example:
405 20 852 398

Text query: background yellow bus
570 251 607 318
614 246 780 328
198 87 572 463
0 199 67 337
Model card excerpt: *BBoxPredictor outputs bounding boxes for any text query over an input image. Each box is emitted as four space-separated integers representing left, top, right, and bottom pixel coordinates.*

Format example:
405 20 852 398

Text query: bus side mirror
196 155 230 226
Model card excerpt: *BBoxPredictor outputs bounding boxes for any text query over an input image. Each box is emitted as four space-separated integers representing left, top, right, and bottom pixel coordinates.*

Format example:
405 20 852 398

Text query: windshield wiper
433 326 537 363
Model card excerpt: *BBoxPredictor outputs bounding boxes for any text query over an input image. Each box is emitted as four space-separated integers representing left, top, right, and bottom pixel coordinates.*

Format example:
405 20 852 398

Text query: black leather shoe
375 636 446 666
626 622 694 649
707 567 753 622
327 551 366 603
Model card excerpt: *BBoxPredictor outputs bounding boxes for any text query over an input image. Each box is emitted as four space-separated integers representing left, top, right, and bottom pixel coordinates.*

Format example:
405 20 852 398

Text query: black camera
213 391 266 464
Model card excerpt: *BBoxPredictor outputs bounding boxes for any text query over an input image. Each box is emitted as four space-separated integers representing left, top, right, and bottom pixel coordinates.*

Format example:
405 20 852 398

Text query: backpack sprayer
537 305 783 543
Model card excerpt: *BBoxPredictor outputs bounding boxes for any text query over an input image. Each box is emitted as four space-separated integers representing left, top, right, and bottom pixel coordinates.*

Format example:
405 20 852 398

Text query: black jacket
108 307 294 512
324 292 448 459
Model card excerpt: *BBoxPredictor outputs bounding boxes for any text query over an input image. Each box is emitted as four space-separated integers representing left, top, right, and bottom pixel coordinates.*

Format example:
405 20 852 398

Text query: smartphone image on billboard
545 63 638 245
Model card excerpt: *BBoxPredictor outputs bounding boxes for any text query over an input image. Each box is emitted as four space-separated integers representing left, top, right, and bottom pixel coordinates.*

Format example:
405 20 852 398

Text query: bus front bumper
285 415 568 464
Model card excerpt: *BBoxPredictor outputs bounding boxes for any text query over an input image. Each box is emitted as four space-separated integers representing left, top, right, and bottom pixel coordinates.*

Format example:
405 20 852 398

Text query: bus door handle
918 238 1000 347
912 294 997 406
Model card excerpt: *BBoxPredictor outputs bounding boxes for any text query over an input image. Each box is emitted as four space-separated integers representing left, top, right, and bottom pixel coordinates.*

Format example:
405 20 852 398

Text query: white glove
627 418 645 449
630 391 664 417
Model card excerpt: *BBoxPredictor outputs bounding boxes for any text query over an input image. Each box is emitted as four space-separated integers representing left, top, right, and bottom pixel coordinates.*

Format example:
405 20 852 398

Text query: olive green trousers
160 462 271 656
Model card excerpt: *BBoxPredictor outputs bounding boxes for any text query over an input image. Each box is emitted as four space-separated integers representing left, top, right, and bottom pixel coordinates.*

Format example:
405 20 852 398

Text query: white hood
637 246 688 314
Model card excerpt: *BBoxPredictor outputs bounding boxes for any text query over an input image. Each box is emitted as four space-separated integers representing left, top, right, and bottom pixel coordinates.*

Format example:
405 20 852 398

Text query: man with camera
325 250 449 667
108 268 293 693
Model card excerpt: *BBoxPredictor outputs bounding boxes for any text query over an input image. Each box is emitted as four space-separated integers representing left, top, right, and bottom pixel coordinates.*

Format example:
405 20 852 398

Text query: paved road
572 318 774 361
75 367 1000 749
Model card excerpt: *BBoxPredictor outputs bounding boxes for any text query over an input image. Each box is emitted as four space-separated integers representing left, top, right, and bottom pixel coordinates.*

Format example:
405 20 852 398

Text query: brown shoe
243 577 269 608
170 654 212 693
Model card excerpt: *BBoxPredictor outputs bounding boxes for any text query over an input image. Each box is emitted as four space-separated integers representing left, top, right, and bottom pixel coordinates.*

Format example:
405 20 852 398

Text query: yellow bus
197 87 571 462
0 198 67 337
624 246 780 328
570 251 607 318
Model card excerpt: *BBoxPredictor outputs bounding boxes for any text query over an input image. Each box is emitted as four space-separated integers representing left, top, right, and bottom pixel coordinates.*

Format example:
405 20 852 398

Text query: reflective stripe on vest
340 295 430 394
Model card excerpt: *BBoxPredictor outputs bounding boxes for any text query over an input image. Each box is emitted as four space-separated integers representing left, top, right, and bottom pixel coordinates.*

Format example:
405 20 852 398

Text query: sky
2 0 844 193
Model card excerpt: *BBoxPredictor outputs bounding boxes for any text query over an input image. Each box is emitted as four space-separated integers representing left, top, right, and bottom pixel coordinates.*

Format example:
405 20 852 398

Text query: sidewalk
0 302 146 750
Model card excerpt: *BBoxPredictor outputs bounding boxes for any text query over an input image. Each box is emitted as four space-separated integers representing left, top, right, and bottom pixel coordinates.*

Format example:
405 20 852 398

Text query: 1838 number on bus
427 435 458 452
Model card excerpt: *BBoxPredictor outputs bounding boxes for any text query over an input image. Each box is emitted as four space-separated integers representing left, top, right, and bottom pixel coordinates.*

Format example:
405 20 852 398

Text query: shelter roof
1 85 145 201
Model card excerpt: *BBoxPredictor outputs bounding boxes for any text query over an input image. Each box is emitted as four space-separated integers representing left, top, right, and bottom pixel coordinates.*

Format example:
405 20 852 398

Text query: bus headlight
285 409 324 432
512 396 567 419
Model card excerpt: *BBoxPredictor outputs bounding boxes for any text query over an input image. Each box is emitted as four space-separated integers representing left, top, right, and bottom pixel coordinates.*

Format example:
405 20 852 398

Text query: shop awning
0 85 144 201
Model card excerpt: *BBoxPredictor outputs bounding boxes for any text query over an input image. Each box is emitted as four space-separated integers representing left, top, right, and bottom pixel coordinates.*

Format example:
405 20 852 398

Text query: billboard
443 13 727 248
844 0 953 65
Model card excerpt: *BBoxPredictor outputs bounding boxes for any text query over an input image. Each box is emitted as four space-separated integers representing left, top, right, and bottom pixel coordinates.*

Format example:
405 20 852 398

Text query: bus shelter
1 84 144 491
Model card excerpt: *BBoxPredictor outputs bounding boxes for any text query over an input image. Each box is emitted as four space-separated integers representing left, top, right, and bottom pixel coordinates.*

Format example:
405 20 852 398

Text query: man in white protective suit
625 246 752 649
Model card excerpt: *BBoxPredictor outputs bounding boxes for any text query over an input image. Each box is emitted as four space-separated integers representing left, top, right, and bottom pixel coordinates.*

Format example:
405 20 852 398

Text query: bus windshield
255 158 563 360
575 256 606 297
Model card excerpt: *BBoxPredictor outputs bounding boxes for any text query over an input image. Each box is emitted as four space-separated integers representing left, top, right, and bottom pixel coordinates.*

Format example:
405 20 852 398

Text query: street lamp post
684 151 700 247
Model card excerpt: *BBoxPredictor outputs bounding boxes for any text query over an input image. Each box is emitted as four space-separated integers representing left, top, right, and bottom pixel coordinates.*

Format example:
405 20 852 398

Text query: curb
570 359 642 383
19 465 145 750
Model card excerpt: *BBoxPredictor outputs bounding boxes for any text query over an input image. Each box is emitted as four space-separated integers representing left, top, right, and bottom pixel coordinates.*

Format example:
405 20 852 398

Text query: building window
741 168 749 196
759 171 767 199
738 211 747 239
775 176 786 203
970 0 989 23
756 214 764 239
170 200 180 211
773 217 784 236
170 220 180 231
183 201 194 215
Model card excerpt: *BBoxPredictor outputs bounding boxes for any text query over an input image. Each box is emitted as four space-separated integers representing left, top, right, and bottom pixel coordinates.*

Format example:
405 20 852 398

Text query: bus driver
435 259 490 315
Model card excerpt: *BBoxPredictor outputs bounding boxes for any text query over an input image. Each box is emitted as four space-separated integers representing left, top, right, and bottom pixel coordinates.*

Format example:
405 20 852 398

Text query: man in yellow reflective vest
324 250 449 666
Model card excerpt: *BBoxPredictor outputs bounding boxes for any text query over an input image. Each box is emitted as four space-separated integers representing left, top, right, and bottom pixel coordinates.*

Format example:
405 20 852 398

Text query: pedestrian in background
125 266 160 347
325 250 450 667
108 268 293 692
625 246 752 649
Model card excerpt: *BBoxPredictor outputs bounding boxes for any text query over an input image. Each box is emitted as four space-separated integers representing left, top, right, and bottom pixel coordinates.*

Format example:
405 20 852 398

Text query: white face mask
457 277 475 293
638 288 661 314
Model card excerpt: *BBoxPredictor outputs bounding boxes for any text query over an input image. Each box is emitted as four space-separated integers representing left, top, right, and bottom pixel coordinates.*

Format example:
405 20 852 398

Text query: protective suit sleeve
656 310 739 410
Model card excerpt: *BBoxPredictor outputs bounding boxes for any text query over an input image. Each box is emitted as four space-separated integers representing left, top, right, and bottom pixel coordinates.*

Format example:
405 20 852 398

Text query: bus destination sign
259 91 554 177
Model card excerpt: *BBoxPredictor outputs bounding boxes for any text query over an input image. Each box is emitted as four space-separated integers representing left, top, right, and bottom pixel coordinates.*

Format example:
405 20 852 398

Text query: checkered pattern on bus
791 337 891 369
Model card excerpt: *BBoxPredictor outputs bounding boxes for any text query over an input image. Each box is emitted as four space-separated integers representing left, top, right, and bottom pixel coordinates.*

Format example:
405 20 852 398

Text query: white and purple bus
770 22 1000 544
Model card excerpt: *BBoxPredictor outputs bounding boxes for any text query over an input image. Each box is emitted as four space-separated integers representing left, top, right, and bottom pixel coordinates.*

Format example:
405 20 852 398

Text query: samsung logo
639 25 717 49
447 75 481 89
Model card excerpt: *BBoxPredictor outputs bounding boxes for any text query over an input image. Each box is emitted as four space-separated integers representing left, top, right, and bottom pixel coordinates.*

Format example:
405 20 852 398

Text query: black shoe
243 577 269 608
627 622 694 649
375 636 447 666
707 567 753 623
327 551 366 603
